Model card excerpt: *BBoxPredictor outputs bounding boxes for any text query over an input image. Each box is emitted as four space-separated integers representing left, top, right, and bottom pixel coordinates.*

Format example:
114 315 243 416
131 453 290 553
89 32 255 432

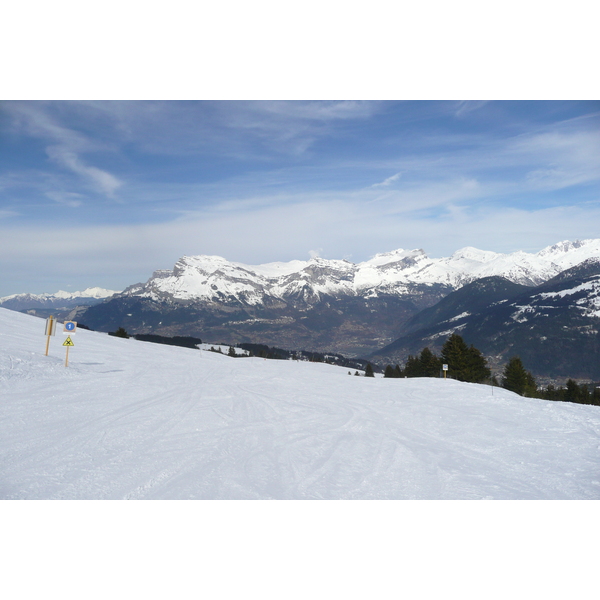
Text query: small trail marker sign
63 321 77 335
443 364 448 379
45 316 57 336
63 336 74 367
44 315 56 356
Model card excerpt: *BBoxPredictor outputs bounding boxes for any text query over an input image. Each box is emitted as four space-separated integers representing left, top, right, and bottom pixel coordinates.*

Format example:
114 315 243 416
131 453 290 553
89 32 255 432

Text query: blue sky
1 100 599 296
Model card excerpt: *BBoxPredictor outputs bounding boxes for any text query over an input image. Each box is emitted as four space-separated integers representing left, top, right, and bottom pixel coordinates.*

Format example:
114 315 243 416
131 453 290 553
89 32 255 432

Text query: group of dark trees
109 327 205 350
237 343 374 372
541 379 600 405
109 326 130 339
383 333 490 383
381 333 600 406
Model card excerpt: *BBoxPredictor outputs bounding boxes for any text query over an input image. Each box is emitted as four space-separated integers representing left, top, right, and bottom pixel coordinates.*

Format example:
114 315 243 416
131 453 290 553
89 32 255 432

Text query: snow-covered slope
1 307 598 500
119 239 600 304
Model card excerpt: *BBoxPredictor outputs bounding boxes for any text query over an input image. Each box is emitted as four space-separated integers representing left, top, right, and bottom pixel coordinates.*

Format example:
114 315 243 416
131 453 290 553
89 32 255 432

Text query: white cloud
505 127 600 191
4 102 124 198
45 191 85 208
45 146 123 197
3 185 600 296
1 101 599 296
454 101 488 118
371 172 402 188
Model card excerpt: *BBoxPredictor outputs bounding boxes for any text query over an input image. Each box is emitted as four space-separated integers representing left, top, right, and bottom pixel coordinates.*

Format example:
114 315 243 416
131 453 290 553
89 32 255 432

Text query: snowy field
1 307 599 500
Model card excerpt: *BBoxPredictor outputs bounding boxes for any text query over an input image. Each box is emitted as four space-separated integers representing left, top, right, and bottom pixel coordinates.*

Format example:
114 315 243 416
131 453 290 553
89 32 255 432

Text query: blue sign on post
63 321 77 335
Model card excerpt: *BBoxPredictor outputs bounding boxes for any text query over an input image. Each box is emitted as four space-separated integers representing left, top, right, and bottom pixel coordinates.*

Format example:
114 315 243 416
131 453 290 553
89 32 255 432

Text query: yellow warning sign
63 336 74 347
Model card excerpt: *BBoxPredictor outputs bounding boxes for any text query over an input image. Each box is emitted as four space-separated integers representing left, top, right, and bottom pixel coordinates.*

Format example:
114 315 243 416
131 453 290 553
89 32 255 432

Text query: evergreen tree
113 327 129 339
403 354 421 377
564 379 580 403
384 365 396 378
228 346 236 357
579 384 591 405
502 356 536 396
364 363 375 377
404 347 442 378
440 334 490 383
524 371 538 397
419 347 442 377
441 333 469 379
543 384 560 401
464 344 491 383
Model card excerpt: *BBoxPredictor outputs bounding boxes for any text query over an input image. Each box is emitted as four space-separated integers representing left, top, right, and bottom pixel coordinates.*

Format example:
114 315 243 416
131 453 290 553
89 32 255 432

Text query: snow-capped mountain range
71 239 600 360
118 238 600 303
0 287 118 311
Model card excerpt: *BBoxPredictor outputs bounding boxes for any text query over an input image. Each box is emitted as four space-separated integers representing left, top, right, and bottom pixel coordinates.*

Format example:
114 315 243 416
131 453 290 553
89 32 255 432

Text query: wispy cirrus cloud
83 100 381 159
1 100 599 297
45 190 85 208
3 191 600 295
4 102 124 198
371 172 402 188
45 145 122 197
453 100 488 118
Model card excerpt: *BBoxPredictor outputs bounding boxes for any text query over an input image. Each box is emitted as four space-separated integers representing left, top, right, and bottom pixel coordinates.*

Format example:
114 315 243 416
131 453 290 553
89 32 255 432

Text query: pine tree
403 354 421 377
404 347 442 378
419 347 442 377
464 344 491 383
441 333 469 380
502 356 536 396
364 363 375 377
440 334 489 383
228 346 236 357
564 379 581 403
113 327 129 339
384 365 396 378
524 371 538 397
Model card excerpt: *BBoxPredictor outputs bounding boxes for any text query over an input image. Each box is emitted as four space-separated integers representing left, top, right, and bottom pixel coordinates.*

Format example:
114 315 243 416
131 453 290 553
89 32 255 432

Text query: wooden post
45 315 54 356
63 336 74 366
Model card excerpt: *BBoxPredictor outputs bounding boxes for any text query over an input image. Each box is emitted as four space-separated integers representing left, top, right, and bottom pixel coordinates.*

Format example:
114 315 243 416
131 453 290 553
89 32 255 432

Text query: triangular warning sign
63 336 74 347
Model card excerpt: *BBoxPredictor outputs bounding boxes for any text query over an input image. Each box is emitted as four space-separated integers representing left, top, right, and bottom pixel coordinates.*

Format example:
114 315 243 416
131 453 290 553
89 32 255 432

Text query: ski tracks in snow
2 310 600 499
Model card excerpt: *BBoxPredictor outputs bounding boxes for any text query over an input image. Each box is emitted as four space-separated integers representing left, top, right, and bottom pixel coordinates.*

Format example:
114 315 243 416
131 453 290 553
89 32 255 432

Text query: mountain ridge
5 239 600 362
370 263 600 381
0 287 118 311
73 239 600 358
111 238 600 304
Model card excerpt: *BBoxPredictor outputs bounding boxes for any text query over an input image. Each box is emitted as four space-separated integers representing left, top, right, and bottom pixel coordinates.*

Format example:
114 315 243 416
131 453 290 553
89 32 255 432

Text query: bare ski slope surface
1 308 599 499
